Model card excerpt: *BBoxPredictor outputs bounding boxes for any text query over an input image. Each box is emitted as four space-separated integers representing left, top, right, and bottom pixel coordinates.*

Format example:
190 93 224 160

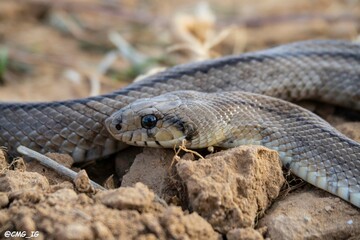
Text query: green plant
0 48 8 84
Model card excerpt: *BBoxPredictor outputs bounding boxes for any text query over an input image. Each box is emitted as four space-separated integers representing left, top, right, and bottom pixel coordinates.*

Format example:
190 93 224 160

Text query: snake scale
1 40 360 207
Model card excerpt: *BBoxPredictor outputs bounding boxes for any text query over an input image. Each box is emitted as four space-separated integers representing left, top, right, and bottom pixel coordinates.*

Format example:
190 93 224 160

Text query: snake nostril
115 123 122 131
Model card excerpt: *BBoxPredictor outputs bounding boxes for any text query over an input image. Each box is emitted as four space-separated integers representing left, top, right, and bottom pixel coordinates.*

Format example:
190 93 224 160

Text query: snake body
1 40 360 206
106 90 360 207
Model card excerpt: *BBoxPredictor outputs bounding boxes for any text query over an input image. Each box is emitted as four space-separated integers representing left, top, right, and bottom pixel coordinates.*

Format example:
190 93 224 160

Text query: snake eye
141 114 158 129
115 123 122 130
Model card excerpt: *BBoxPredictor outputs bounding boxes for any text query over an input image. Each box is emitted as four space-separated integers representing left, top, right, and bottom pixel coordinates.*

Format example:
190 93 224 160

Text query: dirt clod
92 221 115 240
176 145 285 233
8 189 44 204
122 148 174 196
258 187 360 239
47 188 77 205
1 169 219 240
227 228 264 240
96 182 157 212
74 170 95 193
0 170 49 192
157 206 220 240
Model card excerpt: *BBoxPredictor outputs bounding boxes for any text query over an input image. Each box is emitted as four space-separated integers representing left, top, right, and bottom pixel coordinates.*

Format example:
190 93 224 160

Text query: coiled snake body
1 40 360 207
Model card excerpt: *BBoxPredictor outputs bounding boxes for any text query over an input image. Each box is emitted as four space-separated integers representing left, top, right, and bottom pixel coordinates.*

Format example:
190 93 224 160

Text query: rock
115 147 144 179
227 228 264 240
0 171 49 192
258 187 360 239
176 145 284 233
121 148 174 196
96 182 156 212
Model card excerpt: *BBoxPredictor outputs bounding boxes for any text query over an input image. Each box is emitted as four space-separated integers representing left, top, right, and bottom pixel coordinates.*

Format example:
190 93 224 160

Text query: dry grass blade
170 2 237 60
88 50 118 96
174 139 205 160
109 31 147 66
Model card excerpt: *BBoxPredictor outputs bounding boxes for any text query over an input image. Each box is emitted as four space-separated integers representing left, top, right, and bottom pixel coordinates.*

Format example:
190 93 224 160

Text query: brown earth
1 0 360 239
0 146 280 239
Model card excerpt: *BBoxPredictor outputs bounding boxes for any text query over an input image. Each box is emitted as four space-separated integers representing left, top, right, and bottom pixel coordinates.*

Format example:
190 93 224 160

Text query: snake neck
172 90 360 207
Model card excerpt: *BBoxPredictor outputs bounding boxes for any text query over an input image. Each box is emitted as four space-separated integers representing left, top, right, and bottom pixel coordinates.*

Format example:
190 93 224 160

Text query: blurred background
0 0 359 102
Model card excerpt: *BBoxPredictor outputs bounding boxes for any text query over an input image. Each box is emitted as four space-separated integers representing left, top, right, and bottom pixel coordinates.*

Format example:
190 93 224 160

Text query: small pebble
324 206 332 212
303 216 311 223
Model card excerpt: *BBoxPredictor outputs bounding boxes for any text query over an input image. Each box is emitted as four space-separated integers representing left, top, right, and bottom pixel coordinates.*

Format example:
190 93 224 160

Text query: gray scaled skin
105 90 360 208
0 40 360 163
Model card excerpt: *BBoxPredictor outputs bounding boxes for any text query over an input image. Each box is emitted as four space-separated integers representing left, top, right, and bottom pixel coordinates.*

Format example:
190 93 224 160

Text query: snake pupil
141 114 158 129
115 123 122 130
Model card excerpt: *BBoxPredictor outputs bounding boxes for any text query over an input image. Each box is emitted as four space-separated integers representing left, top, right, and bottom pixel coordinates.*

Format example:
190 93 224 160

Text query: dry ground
1 0 360 239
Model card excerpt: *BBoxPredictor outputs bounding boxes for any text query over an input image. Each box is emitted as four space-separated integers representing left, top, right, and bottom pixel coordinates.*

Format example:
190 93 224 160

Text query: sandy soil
1 1 360 239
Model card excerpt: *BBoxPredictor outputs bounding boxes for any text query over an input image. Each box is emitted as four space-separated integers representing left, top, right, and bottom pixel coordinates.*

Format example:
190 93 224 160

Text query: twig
17 145 169 207
17 145 105 190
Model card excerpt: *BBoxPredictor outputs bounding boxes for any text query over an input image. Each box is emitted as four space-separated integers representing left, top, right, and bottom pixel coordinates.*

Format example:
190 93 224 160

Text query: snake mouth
116 129 187 148
140 124 197 148
133 137 187 148
137 126 188 148
106 116 188 148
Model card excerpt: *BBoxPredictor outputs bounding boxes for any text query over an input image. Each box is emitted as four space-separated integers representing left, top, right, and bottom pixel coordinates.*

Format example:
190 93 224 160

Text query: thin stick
17 145 106 190
17 146 168 206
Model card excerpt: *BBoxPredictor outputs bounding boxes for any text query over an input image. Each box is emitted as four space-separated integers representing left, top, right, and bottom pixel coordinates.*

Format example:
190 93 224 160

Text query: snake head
105 92 199 148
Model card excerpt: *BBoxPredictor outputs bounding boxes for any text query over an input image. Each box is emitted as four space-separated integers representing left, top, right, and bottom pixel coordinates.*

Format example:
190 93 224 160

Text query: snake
1 40 360 207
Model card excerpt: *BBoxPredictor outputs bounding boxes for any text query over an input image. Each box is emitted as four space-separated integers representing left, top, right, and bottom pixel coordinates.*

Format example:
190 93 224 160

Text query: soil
1 1 360 239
